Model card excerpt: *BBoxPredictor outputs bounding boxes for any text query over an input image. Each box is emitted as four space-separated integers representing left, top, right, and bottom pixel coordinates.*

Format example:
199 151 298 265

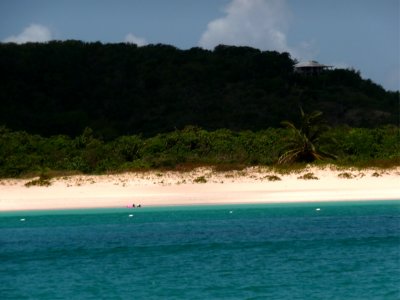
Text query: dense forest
0 41 399 177
0 41 398 140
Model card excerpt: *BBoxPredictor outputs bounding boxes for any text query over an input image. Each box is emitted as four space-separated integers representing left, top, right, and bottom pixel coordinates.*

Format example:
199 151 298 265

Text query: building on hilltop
294 61 333 75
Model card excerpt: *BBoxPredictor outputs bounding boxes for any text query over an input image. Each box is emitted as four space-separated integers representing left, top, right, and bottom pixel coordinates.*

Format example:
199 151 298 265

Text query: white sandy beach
0 166 399 211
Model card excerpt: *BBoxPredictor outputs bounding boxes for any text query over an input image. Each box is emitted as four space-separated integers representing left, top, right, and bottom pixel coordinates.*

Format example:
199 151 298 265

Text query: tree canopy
0 41 398 139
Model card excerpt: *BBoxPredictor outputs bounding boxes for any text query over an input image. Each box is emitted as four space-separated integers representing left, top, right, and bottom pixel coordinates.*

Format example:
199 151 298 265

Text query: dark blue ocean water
1 201 399 299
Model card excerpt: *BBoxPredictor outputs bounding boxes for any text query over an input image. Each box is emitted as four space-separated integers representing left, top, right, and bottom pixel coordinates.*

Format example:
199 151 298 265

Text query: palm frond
278 108 336 165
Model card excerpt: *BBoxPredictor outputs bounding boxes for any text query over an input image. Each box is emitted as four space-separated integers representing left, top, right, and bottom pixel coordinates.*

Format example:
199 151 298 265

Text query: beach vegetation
265 175 281 181
25 173 52 187
213 164 247 172
297 173 319 180
338 172 354 179
194 176 207 183
0 125 398 178
278 109 337 164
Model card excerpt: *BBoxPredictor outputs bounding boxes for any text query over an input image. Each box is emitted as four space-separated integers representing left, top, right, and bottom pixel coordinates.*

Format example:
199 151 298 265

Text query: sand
0 166 399 211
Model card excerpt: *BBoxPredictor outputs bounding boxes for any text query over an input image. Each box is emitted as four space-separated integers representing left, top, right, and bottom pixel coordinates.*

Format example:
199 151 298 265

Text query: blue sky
0 0 399 91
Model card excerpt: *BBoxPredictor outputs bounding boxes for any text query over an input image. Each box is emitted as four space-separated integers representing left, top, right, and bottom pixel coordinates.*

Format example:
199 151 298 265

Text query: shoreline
1 166 399 212
2 200 400 216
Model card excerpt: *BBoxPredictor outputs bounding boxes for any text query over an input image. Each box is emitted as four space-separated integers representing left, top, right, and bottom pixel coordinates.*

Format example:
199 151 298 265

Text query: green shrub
297 173 319 180
194 176 207 183
338 172 354 179
265 175 281 181
25 173 52 187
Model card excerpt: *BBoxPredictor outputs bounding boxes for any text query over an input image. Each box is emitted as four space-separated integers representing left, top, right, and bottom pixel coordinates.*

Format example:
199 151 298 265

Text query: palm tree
278 108 336 164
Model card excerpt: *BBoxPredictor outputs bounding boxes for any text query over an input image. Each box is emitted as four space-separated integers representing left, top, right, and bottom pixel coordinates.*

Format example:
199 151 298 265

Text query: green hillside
0 41 398 139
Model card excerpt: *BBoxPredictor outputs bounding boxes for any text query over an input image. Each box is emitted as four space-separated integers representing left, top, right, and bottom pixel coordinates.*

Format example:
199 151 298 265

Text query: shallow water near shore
1 200 399 299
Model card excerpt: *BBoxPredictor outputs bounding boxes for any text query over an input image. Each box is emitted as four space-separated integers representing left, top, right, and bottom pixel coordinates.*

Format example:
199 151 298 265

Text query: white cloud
199 0 294 54
124 33 148 46
3 24 52 44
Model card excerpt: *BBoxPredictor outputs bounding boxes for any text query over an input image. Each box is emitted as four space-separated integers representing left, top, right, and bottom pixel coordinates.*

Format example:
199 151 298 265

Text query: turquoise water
1 201 399 299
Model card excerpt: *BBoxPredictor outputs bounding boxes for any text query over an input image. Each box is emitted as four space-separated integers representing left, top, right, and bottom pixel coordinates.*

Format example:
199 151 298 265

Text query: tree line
0 41 398 140
1 125 398 178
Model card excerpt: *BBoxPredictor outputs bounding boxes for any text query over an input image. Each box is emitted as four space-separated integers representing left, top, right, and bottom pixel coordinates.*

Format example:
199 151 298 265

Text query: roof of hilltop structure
294 61 333 68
